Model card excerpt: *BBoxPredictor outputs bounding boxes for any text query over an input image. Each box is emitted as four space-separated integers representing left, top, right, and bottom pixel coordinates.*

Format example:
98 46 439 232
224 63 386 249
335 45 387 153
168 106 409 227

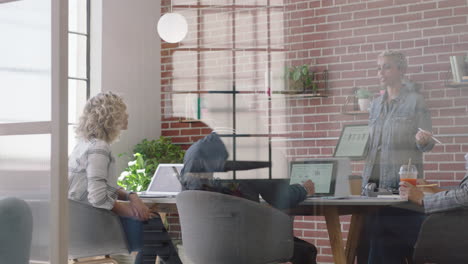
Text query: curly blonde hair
75 91 128 143
378 50 408 73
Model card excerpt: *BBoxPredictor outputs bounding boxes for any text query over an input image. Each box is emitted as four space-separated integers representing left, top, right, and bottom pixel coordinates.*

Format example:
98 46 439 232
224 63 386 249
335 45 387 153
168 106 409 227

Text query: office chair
176 190 294 264
29 199 129 264
0 197 33 264
413 209 468 264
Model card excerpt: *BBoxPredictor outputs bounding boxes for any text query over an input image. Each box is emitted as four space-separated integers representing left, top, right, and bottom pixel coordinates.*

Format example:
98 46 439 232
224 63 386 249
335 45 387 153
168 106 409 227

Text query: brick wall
161 0 468 263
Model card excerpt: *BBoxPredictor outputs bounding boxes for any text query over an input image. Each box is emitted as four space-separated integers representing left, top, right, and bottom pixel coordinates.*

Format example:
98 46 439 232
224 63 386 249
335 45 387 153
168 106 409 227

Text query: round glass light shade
157 13 188 43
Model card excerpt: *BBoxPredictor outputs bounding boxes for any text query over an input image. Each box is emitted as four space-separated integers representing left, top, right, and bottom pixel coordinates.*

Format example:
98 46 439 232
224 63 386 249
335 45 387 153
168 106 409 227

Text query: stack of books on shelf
449 55 467 83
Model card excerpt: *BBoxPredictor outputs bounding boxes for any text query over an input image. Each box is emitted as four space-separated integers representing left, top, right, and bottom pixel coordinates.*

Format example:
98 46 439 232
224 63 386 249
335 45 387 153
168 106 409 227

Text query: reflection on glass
0 134 50 197
0 71 51 123
200 51 233 91
0 0 51 123
201 8 233 47
68 0 87 34
68 79 87 124
200 94 233 129
235 94 269 135
68 33 87 79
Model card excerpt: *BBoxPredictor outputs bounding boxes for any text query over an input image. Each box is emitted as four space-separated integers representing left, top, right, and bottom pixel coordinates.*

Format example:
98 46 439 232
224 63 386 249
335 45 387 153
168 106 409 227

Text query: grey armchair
0 197 33 264
413 209 468 264
29 199 129 263
176 190 294 264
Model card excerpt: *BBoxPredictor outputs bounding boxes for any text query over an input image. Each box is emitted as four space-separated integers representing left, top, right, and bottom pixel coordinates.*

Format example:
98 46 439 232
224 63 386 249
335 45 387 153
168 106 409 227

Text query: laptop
138 164 184 198
333 124 369 160
289 160 338 197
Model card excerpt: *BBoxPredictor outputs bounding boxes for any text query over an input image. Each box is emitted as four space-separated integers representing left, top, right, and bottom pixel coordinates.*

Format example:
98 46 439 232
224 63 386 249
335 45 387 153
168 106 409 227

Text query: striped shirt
68 138 120 210
424 174 468 214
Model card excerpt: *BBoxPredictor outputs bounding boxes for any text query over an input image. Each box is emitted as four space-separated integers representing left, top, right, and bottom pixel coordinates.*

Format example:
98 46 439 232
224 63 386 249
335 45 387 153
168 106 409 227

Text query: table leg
345 213 365 264
324 206 346 264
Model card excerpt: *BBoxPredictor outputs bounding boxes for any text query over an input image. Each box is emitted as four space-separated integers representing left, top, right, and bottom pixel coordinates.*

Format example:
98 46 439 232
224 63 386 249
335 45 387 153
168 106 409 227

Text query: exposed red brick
424 9 452 19
327 13 353 23
396 13 422 23
438 0 467 8
367 33 394 43
315 6 340 16
409 2 437 12
367 16 393 26
340 3 366 12
380 6 407 16
438 16 467 26
354 9 379 20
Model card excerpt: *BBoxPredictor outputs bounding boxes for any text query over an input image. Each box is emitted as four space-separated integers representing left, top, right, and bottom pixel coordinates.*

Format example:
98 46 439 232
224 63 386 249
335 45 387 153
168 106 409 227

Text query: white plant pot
358 98 370 112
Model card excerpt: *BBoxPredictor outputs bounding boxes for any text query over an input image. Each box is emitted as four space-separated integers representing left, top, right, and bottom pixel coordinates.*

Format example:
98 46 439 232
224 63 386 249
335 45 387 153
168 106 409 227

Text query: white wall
92 0 161 172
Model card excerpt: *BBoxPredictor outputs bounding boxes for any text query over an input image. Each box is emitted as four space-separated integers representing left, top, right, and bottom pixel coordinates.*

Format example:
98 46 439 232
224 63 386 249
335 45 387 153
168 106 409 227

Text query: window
68 0 90 149
164 1 289 179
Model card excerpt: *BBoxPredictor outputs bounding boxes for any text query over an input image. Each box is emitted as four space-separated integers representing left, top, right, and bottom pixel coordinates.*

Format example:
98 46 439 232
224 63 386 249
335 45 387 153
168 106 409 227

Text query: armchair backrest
176 190 294 264
0 197 33 264
414 209 468 264
29 199 129 261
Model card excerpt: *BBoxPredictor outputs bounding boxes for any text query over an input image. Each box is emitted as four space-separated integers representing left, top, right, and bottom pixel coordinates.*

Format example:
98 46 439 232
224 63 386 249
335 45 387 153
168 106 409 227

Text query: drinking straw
407 158 412 170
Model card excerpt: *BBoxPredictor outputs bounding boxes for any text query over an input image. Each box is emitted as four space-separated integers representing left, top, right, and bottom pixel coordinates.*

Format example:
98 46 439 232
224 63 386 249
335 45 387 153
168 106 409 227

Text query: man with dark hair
180 132 317 264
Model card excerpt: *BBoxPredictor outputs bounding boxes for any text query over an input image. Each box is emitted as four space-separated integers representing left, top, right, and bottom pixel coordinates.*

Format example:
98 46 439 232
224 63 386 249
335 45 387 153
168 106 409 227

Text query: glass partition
0 0 54 262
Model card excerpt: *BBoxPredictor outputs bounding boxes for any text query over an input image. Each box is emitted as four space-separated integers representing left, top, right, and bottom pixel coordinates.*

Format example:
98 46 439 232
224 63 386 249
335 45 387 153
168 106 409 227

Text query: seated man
400 169 468 263
180 132 318 264
400 171 468 213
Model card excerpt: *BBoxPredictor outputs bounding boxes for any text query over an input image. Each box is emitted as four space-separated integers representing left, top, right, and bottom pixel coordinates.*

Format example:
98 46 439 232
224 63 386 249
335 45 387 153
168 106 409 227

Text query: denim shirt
362 85 434 190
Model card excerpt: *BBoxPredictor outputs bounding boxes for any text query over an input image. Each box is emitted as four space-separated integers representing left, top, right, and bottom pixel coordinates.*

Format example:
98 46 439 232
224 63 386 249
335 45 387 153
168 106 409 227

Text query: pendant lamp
157 1 188 43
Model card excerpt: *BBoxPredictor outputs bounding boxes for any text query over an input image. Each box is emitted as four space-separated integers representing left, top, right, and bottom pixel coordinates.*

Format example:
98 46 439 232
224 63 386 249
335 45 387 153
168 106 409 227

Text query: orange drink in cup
399 165 418 185
399 165 418 199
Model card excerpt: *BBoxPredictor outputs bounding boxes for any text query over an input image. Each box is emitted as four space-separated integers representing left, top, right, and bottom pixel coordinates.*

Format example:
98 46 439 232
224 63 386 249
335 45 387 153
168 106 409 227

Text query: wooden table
143 196 412 264
288 197 415 264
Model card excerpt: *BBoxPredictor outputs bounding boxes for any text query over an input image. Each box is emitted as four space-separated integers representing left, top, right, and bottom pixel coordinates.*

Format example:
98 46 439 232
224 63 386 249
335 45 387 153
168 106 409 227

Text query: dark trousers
357 207 425 264
291 237 318 264
120 216 182 264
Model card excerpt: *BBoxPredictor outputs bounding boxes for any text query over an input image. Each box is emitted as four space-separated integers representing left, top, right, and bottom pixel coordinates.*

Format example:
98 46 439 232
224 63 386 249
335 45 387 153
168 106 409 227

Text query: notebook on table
138 164 184 198
289 160 338 197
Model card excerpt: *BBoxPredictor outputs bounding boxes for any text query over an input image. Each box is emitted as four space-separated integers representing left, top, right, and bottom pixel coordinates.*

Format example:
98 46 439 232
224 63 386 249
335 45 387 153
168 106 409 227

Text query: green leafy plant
356 88 373 99
118 153 149 192
285 64 318 93
118 136 185 191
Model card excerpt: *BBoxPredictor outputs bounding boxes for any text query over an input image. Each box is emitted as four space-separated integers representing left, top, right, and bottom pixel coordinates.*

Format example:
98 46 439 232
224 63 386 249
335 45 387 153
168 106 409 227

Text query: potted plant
285 64 318 93
355 88 373 112
118 136 185 191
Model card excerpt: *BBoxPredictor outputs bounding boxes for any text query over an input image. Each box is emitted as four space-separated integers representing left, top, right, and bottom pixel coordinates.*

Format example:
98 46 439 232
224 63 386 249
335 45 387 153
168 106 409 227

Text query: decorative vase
358 98 370 112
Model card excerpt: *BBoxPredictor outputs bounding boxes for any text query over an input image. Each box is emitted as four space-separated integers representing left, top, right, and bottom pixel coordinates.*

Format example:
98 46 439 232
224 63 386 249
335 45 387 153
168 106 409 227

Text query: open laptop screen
333 124 369 160
146 164 184 193
289 160 338 196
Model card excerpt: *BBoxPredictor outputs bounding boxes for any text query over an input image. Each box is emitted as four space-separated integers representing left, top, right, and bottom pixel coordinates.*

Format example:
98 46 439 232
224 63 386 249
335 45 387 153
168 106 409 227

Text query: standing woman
358 51 435 264
68 91 181 264
363 50 434 191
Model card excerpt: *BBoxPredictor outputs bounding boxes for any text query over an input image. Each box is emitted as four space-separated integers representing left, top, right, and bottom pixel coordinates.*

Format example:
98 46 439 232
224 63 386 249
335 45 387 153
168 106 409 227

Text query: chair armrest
69 199 130 258
414 209 468 264
29 199 129 261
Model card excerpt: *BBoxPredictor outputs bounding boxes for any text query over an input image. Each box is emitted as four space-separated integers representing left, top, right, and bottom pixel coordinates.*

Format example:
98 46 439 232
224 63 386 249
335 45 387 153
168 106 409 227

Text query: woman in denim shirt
358 51 436 264
363 50 435 191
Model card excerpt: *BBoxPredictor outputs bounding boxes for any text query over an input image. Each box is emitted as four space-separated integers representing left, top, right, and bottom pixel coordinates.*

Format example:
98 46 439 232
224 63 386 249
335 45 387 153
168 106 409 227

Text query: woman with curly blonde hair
68 91 181 264
75 91 128 144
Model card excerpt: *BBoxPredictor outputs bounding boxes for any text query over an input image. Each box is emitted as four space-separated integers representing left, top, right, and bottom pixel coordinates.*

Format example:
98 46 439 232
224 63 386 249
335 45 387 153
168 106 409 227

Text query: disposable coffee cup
348 175 363 196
